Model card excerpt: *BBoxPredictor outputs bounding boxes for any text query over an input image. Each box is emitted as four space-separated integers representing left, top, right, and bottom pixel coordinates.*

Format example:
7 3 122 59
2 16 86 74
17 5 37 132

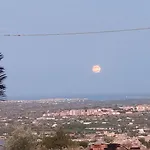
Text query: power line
1 27 150 37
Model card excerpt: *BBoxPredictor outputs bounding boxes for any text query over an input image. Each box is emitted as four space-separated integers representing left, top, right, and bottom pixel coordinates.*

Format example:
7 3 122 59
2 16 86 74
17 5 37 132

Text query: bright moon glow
92 65 101 73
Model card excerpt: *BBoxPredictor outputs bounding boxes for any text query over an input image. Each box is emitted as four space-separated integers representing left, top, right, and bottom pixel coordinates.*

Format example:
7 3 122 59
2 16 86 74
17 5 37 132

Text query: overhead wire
0 27 150 37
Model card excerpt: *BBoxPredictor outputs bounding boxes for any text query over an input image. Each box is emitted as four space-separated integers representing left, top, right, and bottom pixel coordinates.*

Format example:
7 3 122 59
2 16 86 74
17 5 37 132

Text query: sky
0 1 150 99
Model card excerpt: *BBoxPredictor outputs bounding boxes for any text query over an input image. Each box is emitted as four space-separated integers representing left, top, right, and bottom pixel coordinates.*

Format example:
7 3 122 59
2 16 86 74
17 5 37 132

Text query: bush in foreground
5 126 37 150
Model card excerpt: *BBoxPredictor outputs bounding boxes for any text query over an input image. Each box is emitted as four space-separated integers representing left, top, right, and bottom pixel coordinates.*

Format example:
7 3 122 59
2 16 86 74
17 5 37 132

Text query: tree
139 138 150 149
78 141 88 148
103 136 114 143
122 141 133 150
42 127 74 150
0 53 6 99
5 126 37 150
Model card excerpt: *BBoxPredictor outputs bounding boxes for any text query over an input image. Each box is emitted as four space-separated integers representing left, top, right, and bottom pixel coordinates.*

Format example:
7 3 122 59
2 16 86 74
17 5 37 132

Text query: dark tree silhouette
0 53 6 99
42 127 74 150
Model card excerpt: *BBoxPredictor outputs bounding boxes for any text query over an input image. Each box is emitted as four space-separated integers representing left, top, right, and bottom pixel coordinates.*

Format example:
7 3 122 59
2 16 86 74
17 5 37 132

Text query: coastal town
0 98 150 149
42 104 150 117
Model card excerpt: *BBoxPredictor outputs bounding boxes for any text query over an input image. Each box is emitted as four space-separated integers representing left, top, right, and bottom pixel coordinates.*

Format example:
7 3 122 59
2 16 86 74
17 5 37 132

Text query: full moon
92 65 101 73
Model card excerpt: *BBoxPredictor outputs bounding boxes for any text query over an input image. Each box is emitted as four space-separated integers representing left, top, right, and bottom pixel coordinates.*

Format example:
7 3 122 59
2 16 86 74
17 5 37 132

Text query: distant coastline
6 94 150 101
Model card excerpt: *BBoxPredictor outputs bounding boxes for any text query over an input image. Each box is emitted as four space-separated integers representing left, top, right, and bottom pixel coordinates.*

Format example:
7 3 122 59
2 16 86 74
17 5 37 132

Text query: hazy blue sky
0 1 150 99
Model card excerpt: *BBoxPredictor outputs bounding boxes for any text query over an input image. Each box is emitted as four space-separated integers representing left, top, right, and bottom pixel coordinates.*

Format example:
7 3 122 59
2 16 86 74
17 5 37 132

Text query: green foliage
64 122 86 133
139 138 150 148
77 141 88 148
42 128 74 150
34 145 48 150
5 126 37 150
103 136 114 143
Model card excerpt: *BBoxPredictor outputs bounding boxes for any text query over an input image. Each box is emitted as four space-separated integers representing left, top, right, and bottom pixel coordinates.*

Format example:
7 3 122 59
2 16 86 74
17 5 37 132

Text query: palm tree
0 53 6 100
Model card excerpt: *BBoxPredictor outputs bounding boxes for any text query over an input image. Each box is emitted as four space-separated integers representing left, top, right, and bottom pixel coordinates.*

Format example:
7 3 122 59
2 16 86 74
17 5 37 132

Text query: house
88 143 107 150
88 143 120 150
130 147 140 150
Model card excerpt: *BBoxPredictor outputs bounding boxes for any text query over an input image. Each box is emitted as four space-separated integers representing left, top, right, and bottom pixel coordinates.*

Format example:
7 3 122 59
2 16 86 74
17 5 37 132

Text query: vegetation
77 141 88 148
103 136 114 143
5 126 37 150
5 124 89 150
0 53 6 99
42 127 76 150
6 125 150 150
139 138 150 149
